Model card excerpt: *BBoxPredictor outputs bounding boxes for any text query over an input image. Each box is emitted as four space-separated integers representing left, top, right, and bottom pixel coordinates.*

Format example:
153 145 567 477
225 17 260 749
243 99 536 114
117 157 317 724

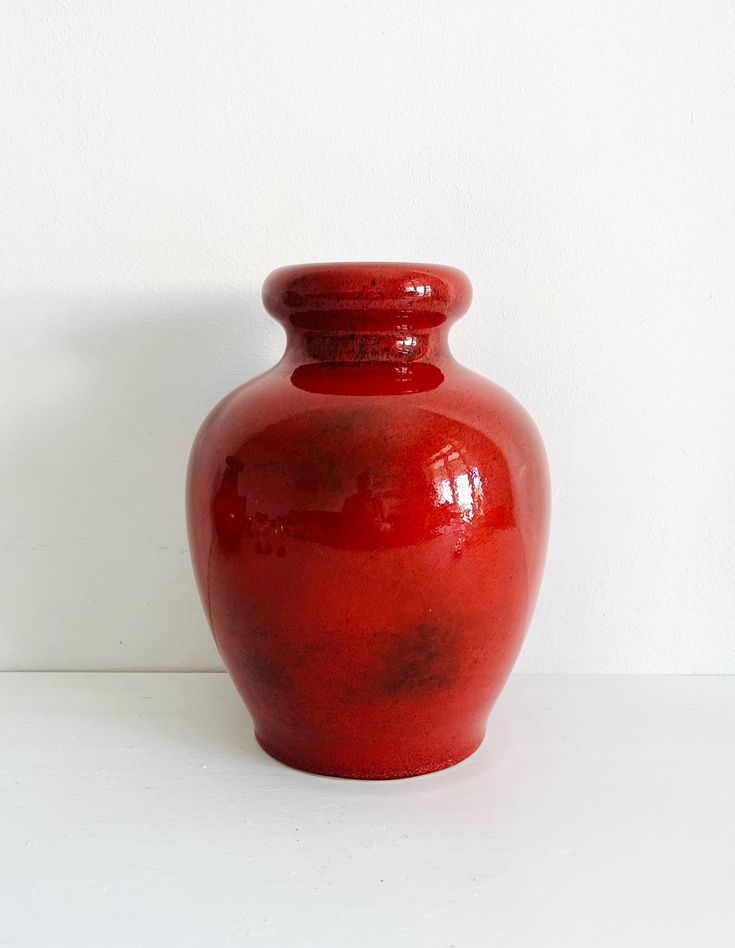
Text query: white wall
1 1 733 672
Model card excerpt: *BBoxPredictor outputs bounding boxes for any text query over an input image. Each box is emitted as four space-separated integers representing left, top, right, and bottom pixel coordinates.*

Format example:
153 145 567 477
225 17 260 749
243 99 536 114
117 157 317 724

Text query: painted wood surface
1 673 733 947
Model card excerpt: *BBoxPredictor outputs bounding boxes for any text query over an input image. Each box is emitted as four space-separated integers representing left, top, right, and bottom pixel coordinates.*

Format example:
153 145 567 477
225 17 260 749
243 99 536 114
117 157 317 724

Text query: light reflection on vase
211 412 516 556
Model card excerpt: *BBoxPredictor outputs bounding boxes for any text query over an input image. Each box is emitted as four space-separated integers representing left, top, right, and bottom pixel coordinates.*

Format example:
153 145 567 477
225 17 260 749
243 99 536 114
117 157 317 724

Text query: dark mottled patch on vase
381 624 459 695
246 652 290 691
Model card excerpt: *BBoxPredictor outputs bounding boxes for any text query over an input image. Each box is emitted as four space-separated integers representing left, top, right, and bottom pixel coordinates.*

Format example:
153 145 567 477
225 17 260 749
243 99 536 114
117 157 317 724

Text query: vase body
186 263 549 778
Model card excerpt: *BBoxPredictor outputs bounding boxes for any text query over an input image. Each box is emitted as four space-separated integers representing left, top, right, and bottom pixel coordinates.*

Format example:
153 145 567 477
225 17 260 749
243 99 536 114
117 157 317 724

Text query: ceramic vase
186 263 549 778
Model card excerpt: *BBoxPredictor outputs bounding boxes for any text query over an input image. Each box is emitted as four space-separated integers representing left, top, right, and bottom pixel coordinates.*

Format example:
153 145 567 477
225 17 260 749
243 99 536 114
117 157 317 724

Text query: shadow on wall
0 289 280 670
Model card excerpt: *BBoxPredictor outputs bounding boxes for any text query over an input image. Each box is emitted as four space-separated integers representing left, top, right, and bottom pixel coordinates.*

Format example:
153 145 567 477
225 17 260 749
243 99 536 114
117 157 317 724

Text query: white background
1 1 733 673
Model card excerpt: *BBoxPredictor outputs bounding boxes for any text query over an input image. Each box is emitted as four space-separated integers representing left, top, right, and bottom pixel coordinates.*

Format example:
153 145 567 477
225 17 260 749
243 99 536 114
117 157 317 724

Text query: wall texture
1 1 733 671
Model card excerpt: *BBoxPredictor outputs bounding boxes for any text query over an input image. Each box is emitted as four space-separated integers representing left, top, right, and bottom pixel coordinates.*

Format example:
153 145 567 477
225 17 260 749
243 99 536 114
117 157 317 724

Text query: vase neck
262 263 472 393
283 324 451 365
262 262 472 367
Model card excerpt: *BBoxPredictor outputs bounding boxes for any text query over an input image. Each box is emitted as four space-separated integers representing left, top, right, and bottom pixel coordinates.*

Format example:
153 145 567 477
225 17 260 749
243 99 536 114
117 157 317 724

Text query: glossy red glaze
186 263 549 778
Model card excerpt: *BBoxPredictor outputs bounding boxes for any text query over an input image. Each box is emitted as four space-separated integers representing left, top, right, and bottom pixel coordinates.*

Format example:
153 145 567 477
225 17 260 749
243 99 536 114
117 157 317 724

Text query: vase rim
262 262 472 329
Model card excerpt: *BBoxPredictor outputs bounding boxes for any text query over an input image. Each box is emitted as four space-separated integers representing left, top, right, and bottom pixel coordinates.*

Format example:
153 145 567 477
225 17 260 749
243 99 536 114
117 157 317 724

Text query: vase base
254 731 484 780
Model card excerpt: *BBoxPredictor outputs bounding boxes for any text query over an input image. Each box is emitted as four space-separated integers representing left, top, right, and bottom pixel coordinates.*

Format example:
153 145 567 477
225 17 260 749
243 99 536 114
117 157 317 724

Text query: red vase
186 263 549 778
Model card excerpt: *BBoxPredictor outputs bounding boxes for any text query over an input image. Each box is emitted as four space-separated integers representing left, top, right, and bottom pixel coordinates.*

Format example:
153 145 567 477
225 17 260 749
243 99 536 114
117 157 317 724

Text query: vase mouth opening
262 262 472 332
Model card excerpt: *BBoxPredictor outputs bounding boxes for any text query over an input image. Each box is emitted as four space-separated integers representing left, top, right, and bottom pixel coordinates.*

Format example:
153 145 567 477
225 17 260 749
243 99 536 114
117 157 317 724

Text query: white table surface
1 672 733 947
